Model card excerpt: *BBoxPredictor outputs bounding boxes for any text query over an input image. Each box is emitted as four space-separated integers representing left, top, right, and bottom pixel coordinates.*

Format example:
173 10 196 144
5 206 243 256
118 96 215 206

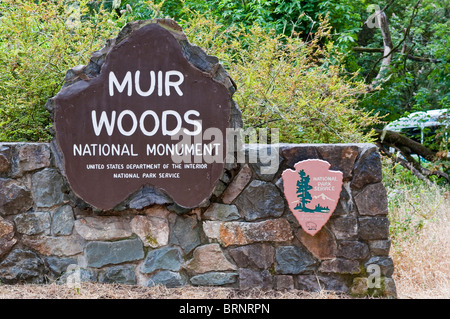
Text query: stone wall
0 142 396 297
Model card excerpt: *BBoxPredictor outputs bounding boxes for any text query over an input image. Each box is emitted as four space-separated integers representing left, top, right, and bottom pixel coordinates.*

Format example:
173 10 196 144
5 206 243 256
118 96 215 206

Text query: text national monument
0 18 395 296
52 20 238 210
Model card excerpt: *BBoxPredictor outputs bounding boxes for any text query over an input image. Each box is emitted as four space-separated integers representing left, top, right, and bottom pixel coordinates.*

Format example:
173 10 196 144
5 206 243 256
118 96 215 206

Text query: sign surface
282 159 343 236
53 23 231 210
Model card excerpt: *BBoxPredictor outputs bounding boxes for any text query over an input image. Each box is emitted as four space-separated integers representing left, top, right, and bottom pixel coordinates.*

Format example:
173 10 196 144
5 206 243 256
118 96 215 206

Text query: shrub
183 13 380 143
0 0 123 141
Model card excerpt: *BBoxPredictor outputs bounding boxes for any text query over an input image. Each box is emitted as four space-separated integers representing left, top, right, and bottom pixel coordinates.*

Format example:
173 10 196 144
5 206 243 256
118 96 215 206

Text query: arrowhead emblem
282 159 343 236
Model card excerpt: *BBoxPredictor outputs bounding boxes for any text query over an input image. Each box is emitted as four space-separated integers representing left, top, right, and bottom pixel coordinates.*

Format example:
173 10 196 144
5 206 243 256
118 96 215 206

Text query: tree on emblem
294 169 330 213
295 169 313 212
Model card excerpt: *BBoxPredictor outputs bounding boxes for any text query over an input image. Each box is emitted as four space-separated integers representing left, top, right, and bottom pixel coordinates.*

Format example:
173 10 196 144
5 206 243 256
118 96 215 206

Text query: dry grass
0 283 351 299
389 184 450 299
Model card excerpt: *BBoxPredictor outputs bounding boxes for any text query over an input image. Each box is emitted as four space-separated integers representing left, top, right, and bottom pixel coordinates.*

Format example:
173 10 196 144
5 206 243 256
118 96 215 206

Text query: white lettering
117 110 138 136
162 110 182 136
134 70 156 96
165 70 184 96
139 110 159 136
108 70 184 97
109 71 132 96
91 111 116 136
157 70 163 96
183 110 202 135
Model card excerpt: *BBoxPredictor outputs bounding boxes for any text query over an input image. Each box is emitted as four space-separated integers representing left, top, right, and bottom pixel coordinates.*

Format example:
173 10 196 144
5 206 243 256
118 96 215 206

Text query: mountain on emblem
282 159 343 236
313 193 335 201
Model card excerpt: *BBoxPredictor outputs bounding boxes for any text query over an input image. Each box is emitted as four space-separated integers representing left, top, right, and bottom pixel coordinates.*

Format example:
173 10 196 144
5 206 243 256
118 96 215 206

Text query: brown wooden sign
53 22 232 210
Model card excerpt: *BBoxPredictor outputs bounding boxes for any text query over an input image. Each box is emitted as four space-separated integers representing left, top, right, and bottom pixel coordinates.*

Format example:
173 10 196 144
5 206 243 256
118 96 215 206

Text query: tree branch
353 47 441 63
375 130 449 184
374 129 436 161
366 0 423 88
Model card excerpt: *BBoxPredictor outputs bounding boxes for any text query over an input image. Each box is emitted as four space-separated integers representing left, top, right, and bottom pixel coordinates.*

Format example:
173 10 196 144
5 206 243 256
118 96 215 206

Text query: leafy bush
183 14 380 143
0 0 124 141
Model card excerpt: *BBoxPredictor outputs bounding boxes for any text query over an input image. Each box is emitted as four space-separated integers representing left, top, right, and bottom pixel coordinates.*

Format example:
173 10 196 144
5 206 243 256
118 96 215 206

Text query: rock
228 243 274 269
0 217 14 240
235 180 285 221
206 219 293 247
280 145 319 168
98 265 137 285
85 237 144 268
319 258 361 274
350 276 397 298
337 241 369 260
190 272 238 286
183 243 237 275
204 219 292 247
0 146 11 173
0 237 16 259
329 216 358 240
350 277 369 296
203 203 240 221
384 277 397 298
246 144 281 181
275 275 294 290
58 266 97 285
316 145 359 181
221 164 252 204
354 183 388 216
143 205 171 218
212 180 227 197
333 182 354 216
51 205 75 236
13 144 51 177
296 274 348 292
167 203 191 215
146 270 187 288
296 227 337 260
0 249 46 284
358 217 390 240
140 246 184 274
0 178 33 215
130 215 169 248
238 269 272 290
0 217 16 257
368 240 391 256
202 220 222 242
128 186 173 209
31 168 65 208
275 246 317 275
74 216 133 241
364 256 395 277
351 146 382 189
22 232 84 257
44 256 78 277
14 211 51 235
275 177 284 193
170 214 201 254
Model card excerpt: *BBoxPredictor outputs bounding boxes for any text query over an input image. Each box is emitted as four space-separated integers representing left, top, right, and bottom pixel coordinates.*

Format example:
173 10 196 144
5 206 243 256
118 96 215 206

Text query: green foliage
132 0 362 50
183 14 379 143
356 0 449 123
0 0 124 141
